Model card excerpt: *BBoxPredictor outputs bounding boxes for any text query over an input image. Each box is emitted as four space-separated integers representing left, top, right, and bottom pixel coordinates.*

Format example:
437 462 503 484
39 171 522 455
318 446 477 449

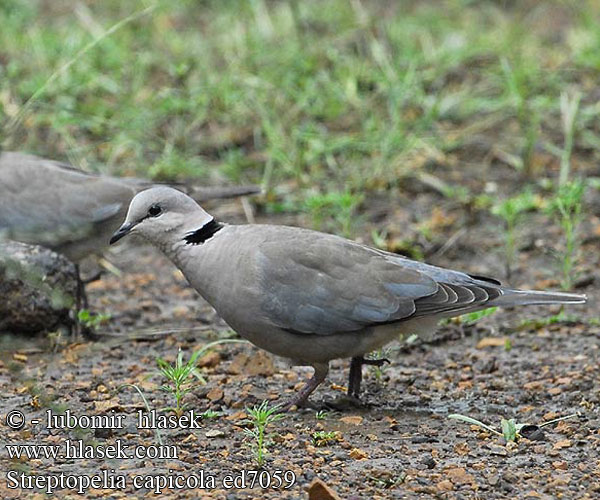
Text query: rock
446 467 476 486
228 351 275 376
437 479 454 491
205 429 225 438
0 241 78 333
340 415 363 426
206 387 224 402
348 448 369 460
476 337 506 349
553 439 572 449
196 351 221 368
308 478 341 500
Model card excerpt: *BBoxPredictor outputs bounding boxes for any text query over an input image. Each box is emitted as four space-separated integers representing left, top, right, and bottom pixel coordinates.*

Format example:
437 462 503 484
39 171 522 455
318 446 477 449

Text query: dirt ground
1 164 599 499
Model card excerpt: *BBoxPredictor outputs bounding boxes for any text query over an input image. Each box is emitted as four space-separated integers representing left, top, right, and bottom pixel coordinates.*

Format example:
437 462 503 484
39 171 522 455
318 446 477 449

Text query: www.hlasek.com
3 409 296 494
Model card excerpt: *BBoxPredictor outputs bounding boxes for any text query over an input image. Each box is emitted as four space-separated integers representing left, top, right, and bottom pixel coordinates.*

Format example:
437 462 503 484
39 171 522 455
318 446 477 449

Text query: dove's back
0 152 260 261
0 152 142 261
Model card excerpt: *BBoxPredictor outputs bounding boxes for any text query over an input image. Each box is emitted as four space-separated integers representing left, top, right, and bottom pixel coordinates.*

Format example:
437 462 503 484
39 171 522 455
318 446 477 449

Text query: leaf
501 418 518 442
448 414 502 436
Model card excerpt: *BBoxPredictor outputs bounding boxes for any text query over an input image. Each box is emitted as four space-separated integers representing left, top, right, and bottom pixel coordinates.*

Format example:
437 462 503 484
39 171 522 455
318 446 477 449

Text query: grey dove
110 186 587 409
0 152 260 262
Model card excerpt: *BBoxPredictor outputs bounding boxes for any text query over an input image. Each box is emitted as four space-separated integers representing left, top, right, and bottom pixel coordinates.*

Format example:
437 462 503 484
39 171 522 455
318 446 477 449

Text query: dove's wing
255 227 503 335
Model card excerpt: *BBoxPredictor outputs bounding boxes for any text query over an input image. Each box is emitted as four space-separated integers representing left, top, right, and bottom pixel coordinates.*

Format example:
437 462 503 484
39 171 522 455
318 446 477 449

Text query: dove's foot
322 394 364 411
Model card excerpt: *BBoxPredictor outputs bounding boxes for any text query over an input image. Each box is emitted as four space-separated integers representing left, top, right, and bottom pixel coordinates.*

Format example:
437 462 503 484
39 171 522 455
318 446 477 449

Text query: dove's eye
148 204 162 217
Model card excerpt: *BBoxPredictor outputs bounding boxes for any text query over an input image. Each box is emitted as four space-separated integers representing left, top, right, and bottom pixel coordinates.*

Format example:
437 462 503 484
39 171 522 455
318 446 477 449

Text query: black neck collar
183 219 224 245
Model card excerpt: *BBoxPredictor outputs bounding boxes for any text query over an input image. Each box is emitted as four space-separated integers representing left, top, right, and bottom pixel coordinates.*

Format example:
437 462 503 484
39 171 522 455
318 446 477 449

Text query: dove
0 151 260 262
110 186 587 410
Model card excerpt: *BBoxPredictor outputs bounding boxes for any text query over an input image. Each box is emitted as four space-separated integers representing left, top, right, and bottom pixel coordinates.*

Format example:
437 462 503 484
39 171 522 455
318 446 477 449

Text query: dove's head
110 187 214 248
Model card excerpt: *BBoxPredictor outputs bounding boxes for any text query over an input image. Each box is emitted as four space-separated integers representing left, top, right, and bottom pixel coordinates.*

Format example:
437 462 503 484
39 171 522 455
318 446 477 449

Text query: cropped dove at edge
0 152 260 262
110 186 587 410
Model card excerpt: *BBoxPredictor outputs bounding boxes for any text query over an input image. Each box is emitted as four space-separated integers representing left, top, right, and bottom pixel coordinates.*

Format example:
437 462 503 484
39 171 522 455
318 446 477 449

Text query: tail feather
491 289 587 307
188 185 262 201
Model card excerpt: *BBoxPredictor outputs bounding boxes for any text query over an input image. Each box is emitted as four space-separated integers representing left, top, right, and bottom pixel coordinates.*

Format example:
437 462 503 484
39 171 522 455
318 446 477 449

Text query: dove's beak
110 222 136 245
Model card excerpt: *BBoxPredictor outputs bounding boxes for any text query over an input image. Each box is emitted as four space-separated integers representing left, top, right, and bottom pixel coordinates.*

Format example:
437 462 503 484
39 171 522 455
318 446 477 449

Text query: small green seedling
547 180 585 290
201 409 222 419
459 307 498 326
366 472 407 489
366 348 392 383
157 339 247 416
77 309 111 329
517 310 578 330
558 91 582 187
500 57 540 175
157 349 204 417
448 412 580 443
312 430 340 447
491 190 538 277
243 400 285 468
315 410 329 420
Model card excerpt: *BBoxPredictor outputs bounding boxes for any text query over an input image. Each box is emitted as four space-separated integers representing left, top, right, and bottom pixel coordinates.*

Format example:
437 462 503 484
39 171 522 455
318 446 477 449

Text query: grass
517 310 581 331
77 309 111 330
315 410 329 421
547 180 585 290
0 0 598 239
491 190 538 277
156 339 246 416
366 347 392 383
157 348 204 417
201 409 222 420
243 400 285 468
311 430 340 447
458 307 498 326
118 383 163 445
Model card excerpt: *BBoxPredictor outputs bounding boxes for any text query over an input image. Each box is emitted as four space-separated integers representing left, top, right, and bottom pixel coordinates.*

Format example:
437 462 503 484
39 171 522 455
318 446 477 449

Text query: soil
1 160 599 499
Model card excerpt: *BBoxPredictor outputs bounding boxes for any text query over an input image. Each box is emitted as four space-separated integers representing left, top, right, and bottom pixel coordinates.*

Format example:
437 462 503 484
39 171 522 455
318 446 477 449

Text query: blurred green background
0 0 598 236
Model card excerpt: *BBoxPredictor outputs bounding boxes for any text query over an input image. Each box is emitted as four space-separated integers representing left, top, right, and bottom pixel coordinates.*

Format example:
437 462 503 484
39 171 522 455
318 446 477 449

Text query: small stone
476 337 506 349
489 445 508 456
348 448 368 460
339 416 363 426
543 411 560 421
228 351 275 376
487 474 500 486
446 467 475 485
437 479 454 491
206 387 224 402
307 478 341 500
523 381 544 391
553 439 572 449
454 442 470 456
205 429 225 438
196 351 221 368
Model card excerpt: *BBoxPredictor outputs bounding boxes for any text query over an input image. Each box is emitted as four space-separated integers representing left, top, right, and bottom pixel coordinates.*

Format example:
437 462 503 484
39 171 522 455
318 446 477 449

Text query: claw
362 357 391 367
